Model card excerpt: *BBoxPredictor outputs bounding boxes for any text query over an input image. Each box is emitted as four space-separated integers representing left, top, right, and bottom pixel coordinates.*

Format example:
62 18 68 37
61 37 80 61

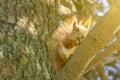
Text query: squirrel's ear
82 15 92 29
73 22 76 30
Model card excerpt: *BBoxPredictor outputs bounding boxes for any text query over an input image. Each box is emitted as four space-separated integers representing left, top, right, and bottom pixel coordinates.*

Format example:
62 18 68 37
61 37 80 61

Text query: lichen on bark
0 0 57 80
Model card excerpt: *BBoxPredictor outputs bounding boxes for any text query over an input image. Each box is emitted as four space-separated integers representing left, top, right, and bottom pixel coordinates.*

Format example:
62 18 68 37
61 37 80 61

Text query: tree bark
0 0 57 80
1 0 120 80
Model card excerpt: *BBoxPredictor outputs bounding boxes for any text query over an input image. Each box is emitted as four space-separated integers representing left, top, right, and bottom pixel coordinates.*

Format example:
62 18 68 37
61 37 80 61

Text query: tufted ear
73 22 77 31
77 15 93 30
83 15 92 29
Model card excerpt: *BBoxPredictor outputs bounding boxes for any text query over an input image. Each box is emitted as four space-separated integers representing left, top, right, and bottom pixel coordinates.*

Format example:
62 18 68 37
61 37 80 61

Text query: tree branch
54 0 120 80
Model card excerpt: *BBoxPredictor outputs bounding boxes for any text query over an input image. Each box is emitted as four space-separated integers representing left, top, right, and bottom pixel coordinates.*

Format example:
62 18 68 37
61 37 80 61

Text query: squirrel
48 15 92 73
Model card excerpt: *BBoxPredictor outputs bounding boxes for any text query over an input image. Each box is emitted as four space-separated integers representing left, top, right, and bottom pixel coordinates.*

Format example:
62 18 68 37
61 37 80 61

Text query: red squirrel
48 15 92 72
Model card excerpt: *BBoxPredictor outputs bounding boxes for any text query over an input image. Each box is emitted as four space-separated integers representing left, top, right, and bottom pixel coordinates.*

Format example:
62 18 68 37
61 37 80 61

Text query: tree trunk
0 0 57 80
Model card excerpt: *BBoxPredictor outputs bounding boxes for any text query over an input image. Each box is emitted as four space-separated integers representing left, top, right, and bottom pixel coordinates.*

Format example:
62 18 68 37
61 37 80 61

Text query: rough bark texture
0 0 57 80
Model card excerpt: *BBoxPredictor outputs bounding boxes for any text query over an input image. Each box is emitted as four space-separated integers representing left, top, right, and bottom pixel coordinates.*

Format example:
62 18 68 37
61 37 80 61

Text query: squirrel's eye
59 47 63 52
81 35 84 38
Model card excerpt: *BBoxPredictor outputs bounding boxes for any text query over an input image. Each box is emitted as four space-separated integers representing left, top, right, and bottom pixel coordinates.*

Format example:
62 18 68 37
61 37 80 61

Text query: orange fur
48 15 92 73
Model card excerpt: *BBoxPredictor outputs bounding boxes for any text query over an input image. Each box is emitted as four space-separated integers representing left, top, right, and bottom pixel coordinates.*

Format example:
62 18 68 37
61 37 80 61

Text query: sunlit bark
54 0 120 80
